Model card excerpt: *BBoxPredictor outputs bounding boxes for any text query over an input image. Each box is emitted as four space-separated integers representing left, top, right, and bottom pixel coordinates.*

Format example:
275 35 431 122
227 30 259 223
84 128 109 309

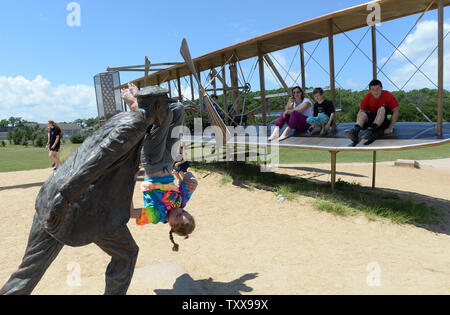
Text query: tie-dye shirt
136 174 193 226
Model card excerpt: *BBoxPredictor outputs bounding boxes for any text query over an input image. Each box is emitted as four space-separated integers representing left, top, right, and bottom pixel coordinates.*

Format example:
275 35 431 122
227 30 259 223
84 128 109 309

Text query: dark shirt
49 127 61 147
313 99 335 117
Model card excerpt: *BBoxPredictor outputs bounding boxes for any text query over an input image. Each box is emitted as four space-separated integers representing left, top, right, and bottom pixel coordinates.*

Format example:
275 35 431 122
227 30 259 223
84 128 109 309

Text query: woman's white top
293 97 313 118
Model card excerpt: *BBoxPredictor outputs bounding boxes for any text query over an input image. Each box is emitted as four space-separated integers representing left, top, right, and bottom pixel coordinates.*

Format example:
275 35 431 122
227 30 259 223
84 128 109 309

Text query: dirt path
0 161 449 295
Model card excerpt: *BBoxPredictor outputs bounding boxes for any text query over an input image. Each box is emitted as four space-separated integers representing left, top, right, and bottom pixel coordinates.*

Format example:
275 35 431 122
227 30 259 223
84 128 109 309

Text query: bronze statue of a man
0 86 179 295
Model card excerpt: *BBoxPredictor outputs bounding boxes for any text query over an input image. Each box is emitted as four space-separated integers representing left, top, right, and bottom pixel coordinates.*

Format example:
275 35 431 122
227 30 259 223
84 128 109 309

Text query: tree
8 117 24 128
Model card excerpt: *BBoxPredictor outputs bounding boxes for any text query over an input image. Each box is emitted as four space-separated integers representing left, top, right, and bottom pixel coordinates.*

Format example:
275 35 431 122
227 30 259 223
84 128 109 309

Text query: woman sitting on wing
268 86 313 141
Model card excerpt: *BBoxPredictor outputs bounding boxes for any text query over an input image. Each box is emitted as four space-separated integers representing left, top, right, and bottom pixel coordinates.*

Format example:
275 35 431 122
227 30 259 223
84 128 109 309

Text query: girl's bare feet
268 127 280 141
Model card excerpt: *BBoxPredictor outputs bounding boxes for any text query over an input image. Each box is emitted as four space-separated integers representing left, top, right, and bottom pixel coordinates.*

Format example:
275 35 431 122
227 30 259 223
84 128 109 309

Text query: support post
176 69 182 102
372 25 378 80
372 151 377 189
300 43 306 92
328 20 337 134
229 61 241 115
167 76 172 98
211 68 217 95
328 20 336 104
222 54 229 125
144 56 150 87
197 64 203 127
437 0 444 137
190 74 195 102
330 151 337 192
258 44 267 126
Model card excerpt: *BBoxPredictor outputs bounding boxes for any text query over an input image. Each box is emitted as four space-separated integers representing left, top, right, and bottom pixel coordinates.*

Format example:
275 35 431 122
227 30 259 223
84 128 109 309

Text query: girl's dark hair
292 86 305 100
169 215 196 252
48 120 62 133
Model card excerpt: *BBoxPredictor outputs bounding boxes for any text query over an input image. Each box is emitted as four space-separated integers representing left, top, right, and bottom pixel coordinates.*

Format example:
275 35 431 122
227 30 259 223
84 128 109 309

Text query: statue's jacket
35 109 152 247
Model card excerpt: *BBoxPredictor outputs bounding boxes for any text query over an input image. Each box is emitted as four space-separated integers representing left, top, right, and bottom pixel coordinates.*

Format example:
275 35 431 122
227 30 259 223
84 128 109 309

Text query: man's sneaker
344 128 360 145
306 127 313 136
363 127 377 145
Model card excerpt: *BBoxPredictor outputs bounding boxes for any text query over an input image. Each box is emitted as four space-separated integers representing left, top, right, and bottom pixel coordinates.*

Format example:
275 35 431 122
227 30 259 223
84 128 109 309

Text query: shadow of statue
195 273 259 295
154 273 206 295
154 272 258 295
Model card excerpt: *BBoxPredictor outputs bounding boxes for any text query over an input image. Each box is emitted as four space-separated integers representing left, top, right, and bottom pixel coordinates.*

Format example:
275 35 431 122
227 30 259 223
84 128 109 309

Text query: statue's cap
135 86 169 98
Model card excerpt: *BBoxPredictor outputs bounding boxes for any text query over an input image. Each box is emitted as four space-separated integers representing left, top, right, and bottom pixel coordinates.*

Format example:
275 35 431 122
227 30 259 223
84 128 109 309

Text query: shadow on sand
154 273 258 295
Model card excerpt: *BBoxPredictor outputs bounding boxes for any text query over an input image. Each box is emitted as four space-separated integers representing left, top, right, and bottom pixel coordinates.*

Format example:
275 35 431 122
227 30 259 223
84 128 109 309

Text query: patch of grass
220 175 233 185
245 184 255 192
314 199 350 216
191 161 439 225
275 185 299 201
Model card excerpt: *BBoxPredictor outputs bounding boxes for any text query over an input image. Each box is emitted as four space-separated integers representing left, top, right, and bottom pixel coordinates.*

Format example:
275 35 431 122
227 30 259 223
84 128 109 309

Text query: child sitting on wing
306 88 336 136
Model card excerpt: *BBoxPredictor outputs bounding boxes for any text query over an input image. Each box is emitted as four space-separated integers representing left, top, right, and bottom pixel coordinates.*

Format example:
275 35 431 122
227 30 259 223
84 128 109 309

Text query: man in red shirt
345 80 400 145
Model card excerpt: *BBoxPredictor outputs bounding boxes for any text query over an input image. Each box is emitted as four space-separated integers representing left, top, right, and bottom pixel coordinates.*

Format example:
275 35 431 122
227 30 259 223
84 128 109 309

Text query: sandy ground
0 160 449 295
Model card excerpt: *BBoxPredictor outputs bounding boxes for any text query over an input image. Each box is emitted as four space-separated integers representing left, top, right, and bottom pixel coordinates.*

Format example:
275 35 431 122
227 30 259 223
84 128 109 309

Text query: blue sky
0 0 448 123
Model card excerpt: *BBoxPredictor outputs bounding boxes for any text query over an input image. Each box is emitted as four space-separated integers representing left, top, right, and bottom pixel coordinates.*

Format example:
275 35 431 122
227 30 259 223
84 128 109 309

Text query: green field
0 142 81 172
0 141 449 173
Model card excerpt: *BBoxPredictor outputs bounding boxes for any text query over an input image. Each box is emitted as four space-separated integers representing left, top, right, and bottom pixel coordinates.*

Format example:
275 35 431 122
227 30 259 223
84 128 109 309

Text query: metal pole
328 20 337 134
197 63 203 128
190 74 195 102
176 69 182 102
300 43 306 92
372 151 377 189
167 76 172 98
222 54 229 125
258 44 267 126
230 62 240 115
211 68 217 95
437 0 444 138
330 151 337 192
144 56 150 87
328 20 336 105
372 25 378 80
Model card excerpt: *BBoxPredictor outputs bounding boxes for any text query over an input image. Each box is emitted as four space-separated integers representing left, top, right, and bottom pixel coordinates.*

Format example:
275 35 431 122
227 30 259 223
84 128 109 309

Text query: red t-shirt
360 91 399 114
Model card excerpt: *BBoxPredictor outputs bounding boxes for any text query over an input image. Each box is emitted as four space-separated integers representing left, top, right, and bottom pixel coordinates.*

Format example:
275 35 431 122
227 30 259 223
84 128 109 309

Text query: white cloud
0 75 97 123
385 20 450 90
